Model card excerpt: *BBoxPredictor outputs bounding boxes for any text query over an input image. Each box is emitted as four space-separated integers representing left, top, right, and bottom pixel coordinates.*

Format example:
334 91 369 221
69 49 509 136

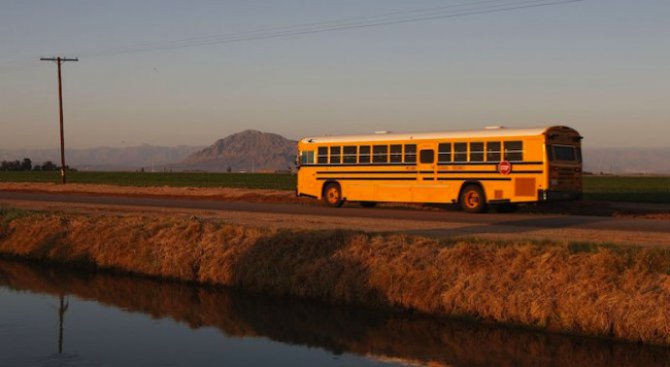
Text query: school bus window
486 142 501 162
553 145 576 161
546 144 553 161
390 144 402 163
438 143 451 163
576 147 582 162
359 145 371 163
300 150 314 165
373 145 388 163
420 149 435 164
470 142 484 162
330 146 341 164
404 144 416 163
317 147 328 164
454 143 467 162
504 141 523 161
343 146 357 164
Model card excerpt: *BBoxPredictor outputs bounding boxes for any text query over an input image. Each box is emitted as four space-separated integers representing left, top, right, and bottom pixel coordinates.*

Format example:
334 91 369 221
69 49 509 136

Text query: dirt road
1 191 669 247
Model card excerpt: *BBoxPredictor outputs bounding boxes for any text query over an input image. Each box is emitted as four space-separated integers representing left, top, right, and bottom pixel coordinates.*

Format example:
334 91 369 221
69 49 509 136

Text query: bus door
417 144 437 180
413 144 442 202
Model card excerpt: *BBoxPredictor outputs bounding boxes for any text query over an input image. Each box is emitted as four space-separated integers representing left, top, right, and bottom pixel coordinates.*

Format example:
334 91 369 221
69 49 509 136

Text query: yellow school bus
296 126 582 213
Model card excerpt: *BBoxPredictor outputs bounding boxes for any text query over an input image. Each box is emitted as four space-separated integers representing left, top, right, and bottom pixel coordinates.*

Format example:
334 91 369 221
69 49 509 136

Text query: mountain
3 133 668 174
177 130 296 172
0 145 202 171
583 147 670 175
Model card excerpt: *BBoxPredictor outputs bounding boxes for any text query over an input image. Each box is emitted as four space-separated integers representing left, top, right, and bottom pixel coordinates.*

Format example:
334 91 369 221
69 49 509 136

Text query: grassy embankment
1 171 669 203
1 207 668 345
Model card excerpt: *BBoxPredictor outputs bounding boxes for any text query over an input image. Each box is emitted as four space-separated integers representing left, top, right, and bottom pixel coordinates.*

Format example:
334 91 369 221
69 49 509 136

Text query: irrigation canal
1 260 668 367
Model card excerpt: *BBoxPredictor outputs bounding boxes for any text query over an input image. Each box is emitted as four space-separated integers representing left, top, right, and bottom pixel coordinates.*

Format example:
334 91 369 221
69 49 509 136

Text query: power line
86 0 528 55
82 0 584 58
1 0 584 74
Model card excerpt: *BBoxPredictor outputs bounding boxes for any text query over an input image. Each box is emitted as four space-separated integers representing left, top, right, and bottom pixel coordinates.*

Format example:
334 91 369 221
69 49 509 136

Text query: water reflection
58 294 69 354
0 259 669 367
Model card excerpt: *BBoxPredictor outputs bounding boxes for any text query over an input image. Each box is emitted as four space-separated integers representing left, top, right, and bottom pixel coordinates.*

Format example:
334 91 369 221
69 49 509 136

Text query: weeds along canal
0 259 668 367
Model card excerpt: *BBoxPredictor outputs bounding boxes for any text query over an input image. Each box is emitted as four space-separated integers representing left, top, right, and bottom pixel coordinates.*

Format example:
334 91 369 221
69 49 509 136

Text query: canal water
1 259 669 367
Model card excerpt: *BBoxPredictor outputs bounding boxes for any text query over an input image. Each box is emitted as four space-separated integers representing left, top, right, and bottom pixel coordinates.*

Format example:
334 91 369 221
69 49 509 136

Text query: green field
1 171 669 203
582 175 670 203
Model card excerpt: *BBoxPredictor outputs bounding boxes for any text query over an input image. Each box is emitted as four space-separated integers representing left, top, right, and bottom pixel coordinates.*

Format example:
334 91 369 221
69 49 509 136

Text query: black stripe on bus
316 171 418 174
302 163 415 167
302 161 543 167
438 161 544 166
438 177 512 181
438 170 543 174
316 177 416 181
317 171 436 175
317 177 514 182
316 170 543 175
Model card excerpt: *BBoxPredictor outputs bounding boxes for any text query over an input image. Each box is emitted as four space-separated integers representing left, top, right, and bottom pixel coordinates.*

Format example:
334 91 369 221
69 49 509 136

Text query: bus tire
323 182 344 208
460 184 487 213
360 201 377 208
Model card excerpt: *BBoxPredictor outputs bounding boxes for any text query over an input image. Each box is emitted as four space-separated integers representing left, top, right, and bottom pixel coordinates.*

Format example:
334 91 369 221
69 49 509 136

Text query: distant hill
0 145 202 171
3 135 668 174
176 130 296 172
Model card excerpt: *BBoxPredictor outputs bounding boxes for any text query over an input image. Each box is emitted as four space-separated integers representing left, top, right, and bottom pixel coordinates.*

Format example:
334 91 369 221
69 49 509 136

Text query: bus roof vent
374 130 392 134
485 125 506 130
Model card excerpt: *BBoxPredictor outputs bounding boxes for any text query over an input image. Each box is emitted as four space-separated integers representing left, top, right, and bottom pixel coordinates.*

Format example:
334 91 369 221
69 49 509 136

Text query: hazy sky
1 0 668 149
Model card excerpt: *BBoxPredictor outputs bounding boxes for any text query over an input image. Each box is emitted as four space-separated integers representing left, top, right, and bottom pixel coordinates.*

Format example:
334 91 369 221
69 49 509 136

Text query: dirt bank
1 208 669 346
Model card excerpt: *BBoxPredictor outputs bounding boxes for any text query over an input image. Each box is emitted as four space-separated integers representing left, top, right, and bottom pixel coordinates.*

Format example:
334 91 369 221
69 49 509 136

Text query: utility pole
40 57 78 184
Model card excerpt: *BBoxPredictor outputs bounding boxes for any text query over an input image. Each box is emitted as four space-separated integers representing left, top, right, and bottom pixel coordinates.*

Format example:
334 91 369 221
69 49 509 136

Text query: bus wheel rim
327 188 339 203
466 191 479 208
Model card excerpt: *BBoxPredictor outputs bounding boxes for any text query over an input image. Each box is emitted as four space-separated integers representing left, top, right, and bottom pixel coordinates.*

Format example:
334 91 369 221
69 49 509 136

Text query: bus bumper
538 190 582 201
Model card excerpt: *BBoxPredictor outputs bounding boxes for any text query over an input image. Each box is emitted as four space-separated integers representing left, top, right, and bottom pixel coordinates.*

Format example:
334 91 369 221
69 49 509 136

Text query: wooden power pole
40 57 78 184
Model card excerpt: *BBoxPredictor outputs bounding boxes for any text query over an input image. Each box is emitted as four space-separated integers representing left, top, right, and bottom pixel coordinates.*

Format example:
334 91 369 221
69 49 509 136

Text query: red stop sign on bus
498 160 512 175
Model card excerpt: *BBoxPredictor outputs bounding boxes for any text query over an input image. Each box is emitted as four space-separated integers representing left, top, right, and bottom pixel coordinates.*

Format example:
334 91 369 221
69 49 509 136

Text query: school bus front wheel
323 182 344 208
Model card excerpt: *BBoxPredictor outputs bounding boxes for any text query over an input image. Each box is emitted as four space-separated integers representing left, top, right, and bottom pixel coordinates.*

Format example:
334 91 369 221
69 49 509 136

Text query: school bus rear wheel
460 185 487 213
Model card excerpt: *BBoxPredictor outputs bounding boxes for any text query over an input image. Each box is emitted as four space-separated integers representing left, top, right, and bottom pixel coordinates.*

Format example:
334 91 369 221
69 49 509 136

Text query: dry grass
0 209 669 346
